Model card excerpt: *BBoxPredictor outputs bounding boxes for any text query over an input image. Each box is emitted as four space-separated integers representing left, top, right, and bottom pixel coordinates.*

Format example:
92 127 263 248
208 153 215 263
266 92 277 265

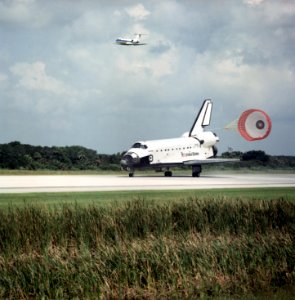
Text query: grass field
0 188 294 299
1 187 295 209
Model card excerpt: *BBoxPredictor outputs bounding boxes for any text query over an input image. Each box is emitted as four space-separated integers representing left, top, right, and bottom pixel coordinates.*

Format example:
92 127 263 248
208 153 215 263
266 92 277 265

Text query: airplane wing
116 43 147 46
183 158 240 165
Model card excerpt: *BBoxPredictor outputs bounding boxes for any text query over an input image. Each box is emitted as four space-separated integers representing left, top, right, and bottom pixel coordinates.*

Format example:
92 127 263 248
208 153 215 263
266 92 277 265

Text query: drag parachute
237 109 272 141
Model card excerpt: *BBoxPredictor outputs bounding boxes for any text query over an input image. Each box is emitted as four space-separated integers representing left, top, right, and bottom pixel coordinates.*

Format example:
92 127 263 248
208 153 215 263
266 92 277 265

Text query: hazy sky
1 0 295 155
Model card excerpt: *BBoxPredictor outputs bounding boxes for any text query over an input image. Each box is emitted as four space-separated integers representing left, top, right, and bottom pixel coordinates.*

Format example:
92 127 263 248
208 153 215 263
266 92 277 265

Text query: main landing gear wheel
192 165 202 177
192 172 200 177
164 170 172 177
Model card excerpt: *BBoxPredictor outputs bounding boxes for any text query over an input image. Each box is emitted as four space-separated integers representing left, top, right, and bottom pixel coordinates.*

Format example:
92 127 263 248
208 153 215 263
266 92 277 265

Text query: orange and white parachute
238 109 272 141
225 109 272 141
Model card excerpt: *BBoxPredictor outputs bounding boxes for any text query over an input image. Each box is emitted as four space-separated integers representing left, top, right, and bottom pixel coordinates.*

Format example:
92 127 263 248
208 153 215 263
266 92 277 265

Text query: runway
0 173 294 193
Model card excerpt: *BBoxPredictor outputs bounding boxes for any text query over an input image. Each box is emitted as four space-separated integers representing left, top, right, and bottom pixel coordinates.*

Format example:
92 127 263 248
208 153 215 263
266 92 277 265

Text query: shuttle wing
183 158 239 165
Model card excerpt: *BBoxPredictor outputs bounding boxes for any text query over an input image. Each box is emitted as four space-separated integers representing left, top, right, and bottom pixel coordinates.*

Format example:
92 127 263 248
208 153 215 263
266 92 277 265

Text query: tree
242 150 270 164
221 151 243 158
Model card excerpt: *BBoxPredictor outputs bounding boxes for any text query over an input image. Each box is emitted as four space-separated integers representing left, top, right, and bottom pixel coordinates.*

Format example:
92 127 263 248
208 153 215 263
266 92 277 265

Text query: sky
0 0 295 155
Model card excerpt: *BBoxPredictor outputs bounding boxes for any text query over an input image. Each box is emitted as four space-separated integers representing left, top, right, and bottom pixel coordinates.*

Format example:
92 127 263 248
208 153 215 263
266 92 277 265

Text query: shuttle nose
120 152 140 170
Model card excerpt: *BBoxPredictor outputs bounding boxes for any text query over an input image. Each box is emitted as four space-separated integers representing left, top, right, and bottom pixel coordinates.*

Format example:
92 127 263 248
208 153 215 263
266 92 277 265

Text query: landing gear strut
192 165 202 177
127 167 134 177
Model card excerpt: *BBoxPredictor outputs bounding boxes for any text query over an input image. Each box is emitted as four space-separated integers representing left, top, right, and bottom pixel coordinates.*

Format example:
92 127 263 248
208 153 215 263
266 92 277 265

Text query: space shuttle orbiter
121 100 238 177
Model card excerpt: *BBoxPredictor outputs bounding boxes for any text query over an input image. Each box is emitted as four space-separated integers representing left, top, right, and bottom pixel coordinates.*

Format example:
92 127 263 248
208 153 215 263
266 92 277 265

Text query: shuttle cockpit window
131 143 148 149
132 143 141 148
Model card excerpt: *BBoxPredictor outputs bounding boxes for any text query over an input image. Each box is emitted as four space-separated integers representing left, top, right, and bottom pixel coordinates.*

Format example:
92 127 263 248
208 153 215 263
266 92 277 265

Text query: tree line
0 141 294 171
0 141 123 170
221 150 295 169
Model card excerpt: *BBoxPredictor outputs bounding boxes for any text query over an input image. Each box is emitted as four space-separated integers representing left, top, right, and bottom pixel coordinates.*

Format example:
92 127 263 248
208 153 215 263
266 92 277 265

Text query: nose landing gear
127 167 135 177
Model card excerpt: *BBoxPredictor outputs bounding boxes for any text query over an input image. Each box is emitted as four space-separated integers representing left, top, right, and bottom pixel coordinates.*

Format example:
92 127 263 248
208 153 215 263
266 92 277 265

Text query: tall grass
0 197 294 298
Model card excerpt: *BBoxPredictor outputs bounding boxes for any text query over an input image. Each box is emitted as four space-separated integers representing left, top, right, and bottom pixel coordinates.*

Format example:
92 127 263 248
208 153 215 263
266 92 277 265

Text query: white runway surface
0 173 294 193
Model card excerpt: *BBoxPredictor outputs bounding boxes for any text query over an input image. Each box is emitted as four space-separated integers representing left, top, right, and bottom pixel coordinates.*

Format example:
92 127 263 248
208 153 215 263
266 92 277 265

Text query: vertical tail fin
189 99 212 137
133 33 142 43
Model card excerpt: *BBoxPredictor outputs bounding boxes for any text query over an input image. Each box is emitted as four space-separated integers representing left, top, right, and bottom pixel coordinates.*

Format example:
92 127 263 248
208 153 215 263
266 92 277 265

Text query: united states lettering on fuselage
121 100 238 177
115 33 147 46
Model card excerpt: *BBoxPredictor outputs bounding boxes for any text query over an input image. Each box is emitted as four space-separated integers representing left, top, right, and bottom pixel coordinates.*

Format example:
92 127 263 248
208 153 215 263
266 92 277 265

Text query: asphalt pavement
0 173 294 193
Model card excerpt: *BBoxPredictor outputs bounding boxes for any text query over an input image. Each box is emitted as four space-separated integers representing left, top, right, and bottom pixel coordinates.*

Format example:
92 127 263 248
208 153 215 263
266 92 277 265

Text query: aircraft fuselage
115 34 146 46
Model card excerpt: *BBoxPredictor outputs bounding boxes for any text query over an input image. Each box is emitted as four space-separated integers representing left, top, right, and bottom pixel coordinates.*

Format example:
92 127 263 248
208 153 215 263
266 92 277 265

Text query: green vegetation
221 150 295 171
0 187 295 209
0 141 123 171
0 189 294 298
